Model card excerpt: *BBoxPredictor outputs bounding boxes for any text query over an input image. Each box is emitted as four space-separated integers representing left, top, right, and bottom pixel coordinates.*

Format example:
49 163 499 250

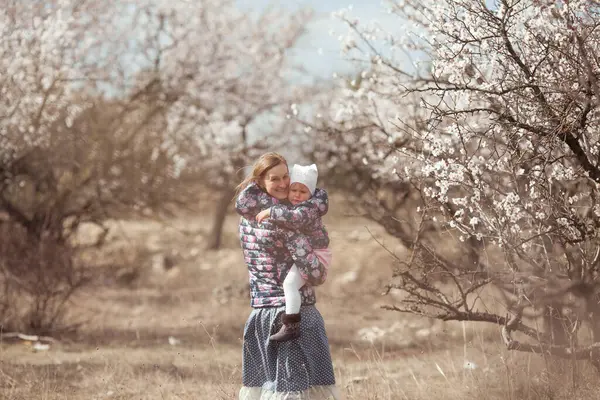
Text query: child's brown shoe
269 313 301 342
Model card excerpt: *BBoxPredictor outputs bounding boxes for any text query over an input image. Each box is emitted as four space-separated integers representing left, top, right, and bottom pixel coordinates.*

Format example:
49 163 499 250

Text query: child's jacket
268 188 329 250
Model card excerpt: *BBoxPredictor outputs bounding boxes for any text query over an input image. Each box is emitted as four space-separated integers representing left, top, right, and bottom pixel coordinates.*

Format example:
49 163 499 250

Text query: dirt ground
1 194 599 399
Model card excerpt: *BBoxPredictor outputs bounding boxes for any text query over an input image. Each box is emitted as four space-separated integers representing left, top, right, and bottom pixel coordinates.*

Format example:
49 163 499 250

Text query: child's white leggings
283 264 305 314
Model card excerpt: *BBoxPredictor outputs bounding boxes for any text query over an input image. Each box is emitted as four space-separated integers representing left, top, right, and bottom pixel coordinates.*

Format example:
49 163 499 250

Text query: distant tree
0 0 315 333
118 0 316 249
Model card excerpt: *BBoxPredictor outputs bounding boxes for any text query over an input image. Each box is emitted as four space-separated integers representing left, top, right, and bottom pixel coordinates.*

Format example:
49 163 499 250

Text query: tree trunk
544 303 573 378
544 304 569 346
205 186 235 250
587 295 600 373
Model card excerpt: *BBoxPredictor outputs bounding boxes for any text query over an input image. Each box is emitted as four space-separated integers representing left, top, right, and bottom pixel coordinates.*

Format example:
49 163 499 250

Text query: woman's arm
284 230 328 286
267 188 329 230
235 182 277 219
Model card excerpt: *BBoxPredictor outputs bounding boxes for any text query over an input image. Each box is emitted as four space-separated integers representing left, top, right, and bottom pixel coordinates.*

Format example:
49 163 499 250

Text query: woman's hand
256 208 271 223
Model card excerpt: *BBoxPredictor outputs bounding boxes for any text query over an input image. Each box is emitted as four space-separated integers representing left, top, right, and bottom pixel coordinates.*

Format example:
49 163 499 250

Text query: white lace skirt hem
239 385 341 400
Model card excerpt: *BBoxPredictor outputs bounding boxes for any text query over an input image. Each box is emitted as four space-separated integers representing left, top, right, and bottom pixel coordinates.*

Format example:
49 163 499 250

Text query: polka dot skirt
241 305 337 394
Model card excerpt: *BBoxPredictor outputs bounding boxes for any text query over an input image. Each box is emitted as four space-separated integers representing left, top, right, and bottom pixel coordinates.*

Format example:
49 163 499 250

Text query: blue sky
236 0 501 81
236 0 403 80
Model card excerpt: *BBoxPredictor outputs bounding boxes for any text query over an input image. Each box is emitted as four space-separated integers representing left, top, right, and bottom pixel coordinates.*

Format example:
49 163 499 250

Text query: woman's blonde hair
234 152 288 200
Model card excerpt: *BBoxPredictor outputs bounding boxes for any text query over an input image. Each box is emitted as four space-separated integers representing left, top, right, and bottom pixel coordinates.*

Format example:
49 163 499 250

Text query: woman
235 152 340 400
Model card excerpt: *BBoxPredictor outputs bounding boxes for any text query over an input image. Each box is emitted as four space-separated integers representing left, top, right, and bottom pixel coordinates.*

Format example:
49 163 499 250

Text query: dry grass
2 194 600 399
4 333 600 399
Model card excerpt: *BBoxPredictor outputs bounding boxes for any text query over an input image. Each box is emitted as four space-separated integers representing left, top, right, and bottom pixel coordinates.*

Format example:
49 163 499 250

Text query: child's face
288 183 311 205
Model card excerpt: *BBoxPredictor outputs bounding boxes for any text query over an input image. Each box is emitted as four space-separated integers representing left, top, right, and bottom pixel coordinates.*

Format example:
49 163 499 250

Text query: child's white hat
290 164 318 195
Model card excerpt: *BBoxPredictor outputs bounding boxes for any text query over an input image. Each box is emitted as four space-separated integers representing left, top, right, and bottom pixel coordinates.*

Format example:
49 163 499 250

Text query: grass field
1 195 599 399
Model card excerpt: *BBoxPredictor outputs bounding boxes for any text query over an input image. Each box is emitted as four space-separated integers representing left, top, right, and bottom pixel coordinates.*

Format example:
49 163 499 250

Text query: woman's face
262 163 290 200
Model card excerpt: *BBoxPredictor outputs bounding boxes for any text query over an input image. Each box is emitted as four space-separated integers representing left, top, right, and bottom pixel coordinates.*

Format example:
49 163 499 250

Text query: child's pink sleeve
313 248 333 269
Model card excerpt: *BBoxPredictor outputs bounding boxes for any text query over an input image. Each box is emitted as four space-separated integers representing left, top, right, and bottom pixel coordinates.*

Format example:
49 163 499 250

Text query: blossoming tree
305 0 600 365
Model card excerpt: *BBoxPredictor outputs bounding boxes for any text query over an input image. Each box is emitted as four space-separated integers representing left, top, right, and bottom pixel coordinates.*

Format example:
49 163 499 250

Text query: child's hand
256 208 271 223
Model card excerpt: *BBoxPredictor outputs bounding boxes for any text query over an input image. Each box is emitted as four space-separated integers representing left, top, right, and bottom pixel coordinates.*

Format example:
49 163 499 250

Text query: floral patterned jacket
268 188 330 250
236 182 328 308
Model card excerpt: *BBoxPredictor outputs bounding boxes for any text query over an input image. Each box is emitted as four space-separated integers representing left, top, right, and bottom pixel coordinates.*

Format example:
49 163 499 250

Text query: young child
256 163 332 342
